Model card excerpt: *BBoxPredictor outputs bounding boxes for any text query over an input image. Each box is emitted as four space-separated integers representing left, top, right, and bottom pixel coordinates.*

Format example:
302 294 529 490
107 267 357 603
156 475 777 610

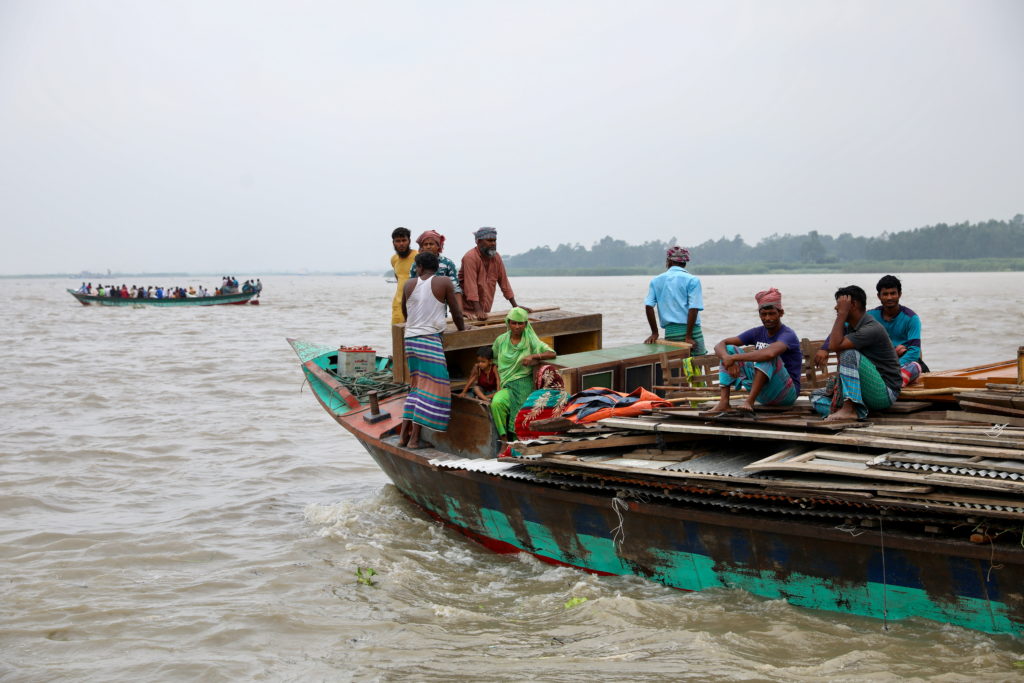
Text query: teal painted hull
358 438 1024 636
290 338 1024 636
68 289 256 306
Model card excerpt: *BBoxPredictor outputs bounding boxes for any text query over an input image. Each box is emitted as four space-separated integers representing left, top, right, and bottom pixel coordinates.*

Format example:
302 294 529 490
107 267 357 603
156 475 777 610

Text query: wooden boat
290 311 1024 636
68 289 258 306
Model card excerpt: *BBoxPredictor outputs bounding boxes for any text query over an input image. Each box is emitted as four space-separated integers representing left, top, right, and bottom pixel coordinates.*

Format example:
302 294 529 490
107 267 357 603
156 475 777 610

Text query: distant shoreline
508 257 1024 277
5 257 1023 279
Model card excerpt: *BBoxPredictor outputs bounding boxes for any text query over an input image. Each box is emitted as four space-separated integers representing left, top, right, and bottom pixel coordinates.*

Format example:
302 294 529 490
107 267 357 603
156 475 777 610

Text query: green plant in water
564 596 587 609
356 567 377 586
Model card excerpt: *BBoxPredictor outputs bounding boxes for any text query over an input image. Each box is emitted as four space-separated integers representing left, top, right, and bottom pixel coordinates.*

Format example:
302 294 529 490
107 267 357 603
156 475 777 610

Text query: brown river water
2 273 1023 681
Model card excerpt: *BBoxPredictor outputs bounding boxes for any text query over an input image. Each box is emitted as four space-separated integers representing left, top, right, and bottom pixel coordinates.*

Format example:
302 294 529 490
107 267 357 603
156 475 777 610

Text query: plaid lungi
810 349 898 419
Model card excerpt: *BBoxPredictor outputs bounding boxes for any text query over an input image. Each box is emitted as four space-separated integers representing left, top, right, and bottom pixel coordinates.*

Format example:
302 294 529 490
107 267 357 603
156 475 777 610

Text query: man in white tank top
399 252 466 449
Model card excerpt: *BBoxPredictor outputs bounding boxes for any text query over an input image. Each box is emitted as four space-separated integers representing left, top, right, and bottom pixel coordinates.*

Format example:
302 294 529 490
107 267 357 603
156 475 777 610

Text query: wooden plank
958 400 1024 418
517 432 690 455
986 383 1024 392
954 392 1024 410
517 453 937 493
598 416 1024 461
857 426 1024 450
883 401 932 414
743 450 1024 494
948 411 1024 428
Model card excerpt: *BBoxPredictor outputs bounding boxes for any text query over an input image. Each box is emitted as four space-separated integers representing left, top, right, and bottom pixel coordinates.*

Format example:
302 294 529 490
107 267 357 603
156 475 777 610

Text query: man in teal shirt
643 246 706 354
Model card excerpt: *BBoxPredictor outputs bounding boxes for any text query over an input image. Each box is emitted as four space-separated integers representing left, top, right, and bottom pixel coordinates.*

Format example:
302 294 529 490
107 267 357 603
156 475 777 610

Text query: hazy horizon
3 0 1022 275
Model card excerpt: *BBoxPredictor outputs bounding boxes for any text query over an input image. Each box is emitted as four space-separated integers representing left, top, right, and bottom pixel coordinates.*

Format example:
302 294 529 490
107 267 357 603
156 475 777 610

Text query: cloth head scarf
474 226 497 241
755 287 783 310
666 246 690 264
493 308 551 386
416 229 446 253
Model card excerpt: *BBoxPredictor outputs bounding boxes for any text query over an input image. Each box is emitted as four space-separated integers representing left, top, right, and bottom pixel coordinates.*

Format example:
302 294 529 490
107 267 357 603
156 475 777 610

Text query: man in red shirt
458 227 529 320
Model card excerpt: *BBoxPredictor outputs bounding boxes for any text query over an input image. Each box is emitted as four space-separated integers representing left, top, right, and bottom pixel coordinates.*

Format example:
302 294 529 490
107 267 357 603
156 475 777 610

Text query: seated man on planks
709 288 802 416
810 285 902 422
816 274 925 387
399 251 466 449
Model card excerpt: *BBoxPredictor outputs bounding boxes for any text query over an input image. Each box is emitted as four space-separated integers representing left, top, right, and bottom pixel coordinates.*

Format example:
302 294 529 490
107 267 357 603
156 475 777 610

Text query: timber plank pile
509 384 1024 524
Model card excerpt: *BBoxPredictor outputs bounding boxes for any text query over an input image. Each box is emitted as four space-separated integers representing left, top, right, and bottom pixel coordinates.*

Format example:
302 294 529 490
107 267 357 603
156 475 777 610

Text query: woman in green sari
490 308 556 443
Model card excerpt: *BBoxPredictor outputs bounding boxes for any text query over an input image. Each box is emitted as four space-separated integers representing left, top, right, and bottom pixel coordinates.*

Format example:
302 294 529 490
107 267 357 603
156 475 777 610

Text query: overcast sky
1 0 1021 274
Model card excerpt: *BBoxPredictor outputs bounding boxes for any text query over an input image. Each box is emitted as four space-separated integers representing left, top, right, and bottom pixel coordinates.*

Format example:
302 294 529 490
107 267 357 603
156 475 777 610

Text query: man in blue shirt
709 288 802 415
643 246 706 354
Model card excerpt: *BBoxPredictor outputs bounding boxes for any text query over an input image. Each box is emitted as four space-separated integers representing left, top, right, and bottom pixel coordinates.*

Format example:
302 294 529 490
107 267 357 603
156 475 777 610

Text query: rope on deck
333 369 409 403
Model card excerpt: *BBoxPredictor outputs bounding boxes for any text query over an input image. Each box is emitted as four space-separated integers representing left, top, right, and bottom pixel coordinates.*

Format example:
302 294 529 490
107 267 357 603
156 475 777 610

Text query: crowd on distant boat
75 276 261 299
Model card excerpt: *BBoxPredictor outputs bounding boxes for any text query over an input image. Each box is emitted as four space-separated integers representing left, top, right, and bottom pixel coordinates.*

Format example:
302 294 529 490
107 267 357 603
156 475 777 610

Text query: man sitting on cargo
399 251 466 449
709 288 802 417
815 274 925 387
811 285 902 422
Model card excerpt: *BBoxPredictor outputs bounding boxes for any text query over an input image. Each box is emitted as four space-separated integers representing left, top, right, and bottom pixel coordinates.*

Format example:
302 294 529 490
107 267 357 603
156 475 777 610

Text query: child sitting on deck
458 347 499 402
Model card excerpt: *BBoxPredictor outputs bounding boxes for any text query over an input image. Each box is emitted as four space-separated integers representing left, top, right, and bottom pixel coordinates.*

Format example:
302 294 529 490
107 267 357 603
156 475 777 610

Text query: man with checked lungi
810 285 902 422
709 288 802 417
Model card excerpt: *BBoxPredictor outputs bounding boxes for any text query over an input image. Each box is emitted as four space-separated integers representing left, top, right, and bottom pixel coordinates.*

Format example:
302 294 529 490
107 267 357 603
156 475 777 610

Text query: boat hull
292 338 1024 635
68 289 257 306
348 418 1024 635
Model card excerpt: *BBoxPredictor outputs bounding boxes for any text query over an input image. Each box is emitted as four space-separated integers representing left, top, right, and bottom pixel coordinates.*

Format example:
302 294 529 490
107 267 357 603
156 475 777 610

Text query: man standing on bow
709 288 802 415
643 246 706 354
458 227 528 321
390 227 418 324
400 251 466 449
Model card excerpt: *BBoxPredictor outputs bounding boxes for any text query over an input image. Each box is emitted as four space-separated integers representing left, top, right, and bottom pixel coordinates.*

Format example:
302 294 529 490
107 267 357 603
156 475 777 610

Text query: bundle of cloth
514 376 671 440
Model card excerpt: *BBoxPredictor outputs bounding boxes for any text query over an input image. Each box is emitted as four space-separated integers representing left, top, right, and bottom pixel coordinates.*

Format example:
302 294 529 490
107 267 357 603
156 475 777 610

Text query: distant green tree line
505 215 1024 273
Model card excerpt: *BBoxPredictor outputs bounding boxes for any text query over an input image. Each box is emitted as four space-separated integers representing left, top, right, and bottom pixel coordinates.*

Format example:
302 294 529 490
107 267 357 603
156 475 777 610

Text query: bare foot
398 420 411 446
823 402 858 422
709 400 731 414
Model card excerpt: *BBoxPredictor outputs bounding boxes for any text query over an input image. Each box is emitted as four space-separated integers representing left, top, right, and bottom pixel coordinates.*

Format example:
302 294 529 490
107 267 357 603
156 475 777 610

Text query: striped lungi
403 333 452 431
810 349 898 420
717 344 797 406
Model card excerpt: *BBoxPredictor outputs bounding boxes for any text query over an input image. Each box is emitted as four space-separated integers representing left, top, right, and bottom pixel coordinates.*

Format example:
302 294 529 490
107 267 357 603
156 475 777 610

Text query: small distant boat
68 289 258 306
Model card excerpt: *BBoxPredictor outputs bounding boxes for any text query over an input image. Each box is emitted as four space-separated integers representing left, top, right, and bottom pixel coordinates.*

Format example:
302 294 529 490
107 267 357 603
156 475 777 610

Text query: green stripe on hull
439 493 1018 635
303 368 354 417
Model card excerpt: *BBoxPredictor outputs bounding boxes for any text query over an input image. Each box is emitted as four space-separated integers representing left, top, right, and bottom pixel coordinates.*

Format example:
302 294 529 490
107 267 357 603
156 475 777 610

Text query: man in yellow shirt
390 227 418 324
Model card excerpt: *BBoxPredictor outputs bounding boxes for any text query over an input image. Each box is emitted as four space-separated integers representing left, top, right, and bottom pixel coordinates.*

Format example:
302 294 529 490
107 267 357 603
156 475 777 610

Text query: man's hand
895 344 907 356
720 355 742 378
521 306 534 313
835 294 853 318
814 349 829 370
644 333 658 344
